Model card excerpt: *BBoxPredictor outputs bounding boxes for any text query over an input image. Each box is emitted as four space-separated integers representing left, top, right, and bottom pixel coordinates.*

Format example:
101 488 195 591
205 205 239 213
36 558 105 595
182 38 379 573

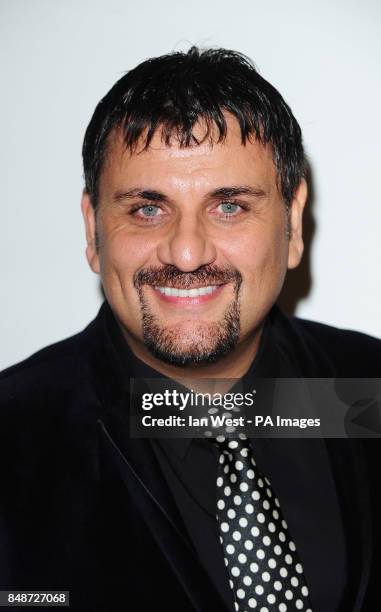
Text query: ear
81 191 100 274
287 178 308 270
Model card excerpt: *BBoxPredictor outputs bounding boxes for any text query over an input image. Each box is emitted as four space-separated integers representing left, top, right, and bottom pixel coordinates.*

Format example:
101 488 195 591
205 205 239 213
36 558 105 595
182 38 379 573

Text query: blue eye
141 205 159 216
220 202 239 214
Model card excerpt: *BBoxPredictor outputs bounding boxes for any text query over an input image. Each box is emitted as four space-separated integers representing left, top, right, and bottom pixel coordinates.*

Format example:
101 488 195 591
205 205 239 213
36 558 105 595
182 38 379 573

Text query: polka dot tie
215 434 313 611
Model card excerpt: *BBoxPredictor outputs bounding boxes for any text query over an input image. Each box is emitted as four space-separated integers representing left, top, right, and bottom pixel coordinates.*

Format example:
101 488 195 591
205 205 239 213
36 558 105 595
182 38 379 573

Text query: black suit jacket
0 302 380 611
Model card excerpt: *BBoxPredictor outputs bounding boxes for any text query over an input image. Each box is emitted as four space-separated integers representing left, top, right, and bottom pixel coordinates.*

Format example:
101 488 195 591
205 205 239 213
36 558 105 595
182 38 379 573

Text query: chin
143 321 240 367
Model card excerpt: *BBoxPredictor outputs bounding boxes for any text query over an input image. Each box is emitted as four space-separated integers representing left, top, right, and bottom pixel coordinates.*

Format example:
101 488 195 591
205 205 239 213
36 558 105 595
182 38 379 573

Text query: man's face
82 114 306 367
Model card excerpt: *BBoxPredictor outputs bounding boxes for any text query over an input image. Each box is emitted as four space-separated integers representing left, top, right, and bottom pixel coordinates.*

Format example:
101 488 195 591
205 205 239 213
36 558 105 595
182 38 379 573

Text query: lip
149 284 226 305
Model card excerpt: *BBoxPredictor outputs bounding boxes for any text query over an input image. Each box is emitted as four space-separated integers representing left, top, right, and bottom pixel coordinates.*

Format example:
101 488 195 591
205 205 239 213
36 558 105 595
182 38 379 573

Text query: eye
219 202 239 214
138 204 162 217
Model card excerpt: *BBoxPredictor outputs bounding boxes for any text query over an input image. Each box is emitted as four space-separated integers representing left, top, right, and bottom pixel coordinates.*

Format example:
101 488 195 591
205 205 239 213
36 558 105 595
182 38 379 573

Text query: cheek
99 224 154 284
219 222 288 280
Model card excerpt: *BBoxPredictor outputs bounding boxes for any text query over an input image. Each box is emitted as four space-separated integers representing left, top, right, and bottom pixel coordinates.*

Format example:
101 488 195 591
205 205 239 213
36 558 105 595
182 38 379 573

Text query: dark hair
82 46 306 208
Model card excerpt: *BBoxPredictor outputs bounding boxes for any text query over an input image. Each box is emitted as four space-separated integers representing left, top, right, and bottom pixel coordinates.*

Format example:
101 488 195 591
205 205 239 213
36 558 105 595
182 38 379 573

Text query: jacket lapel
98 416 228 611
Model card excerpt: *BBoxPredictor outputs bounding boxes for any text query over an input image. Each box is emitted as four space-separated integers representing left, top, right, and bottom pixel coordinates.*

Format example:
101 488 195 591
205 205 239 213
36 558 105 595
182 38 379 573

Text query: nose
156 212 217 271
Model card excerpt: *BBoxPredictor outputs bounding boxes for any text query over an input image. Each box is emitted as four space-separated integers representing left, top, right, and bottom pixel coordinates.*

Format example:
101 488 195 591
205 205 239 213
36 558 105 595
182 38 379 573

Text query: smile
154 285 220 297
150 284 226 304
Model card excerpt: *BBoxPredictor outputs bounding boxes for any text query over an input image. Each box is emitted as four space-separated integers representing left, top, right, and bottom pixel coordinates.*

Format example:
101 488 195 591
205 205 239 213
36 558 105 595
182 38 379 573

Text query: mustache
134 264 242 291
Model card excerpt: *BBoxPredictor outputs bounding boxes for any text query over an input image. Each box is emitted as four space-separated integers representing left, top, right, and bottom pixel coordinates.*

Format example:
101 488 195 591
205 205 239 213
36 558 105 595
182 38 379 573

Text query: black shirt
105 307 282 610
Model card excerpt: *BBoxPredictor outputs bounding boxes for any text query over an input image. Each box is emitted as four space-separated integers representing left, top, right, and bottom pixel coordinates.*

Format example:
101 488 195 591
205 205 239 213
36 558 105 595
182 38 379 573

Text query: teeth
155 285 219 297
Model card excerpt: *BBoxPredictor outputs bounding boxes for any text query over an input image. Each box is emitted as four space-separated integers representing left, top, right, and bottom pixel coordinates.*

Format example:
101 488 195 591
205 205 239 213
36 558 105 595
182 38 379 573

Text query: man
0 47 380 612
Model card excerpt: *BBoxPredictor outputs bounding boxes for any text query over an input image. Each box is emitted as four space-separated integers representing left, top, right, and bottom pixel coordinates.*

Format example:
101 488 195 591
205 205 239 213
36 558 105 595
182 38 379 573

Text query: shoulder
0 307 106 414
288 312 381 376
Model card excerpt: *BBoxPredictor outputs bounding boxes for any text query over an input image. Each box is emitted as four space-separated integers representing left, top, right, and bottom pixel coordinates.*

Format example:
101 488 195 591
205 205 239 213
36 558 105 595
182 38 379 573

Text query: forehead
99 114 278 198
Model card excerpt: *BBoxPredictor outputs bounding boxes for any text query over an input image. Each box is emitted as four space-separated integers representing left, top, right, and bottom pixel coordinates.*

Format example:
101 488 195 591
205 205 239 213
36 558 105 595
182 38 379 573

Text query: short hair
82 46 306 208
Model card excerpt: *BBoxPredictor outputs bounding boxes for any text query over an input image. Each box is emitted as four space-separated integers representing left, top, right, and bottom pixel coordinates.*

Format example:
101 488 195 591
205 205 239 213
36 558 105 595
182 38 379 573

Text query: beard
134 264 242 367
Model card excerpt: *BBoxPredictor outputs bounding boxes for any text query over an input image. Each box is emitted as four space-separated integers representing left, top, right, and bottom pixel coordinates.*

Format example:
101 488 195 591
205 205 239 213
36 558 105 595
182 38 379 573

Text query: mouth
150 283 226 304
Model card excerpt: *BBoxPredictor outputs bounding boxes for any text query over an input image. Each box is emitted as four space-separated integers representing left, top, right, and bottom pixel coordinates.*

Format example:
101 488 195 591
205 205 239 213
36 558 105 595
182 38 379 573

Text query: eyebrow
112 185 267 203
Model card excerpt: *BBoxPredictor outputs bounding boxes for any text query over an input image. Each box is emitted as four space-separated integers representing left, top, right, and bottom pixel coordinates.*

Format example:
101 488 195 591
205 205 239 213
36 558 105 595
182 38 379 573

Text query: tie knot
212 433 251 456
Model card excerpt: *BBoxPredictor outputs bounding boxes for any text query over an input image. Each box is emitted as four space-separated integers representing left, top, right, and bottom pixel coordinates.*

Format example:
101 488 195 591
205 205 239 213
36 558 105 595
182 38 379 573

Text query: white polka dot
227 509 236 519
224 486 231 496
216 435 226 442
296 601 304 610
235 460 244 471
240 482 249 492
239 432 247 440
250 562 259 573
263 500 270 510
279 604 287 612
208 407 218 414
251 526 260 537
256 549 265 560
234 603 239 612
268 522 276 533
260 608 269 612
239 517 248 528
217 499 225 510
240 447 249 457
248 598 257 609
243 575 252 586
228 440 238 449
224 557 228 566
233 530 241 541
255 585 264 595
204 430 212 437
237 588 245 599
252 490 261 501
275 498 281 508
274 545 282 555
230 473 237 483
257 478 264 488
301 586 309 597
291 576 299 587
234 495 242 505
238 553 247 563
262 571 270 582
220 522 229 533
285 554 293 565
279 531 286 542
251 456 256 466
296 563 303 574
268 558 277 569
244 539 254 551
217 476 223 487
247 469 255 479
272 509 279 520
223 464 229 474
289 541 296 551
245 503 254 514
274 580 282 591
267 594 276 604
229 579 234 589
266 488 273 497
226 544 235 554
285 590 293 600
281 519 287 529
231 566 240 577
263 535 271 546
280 567 288 578
257 512 265 523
